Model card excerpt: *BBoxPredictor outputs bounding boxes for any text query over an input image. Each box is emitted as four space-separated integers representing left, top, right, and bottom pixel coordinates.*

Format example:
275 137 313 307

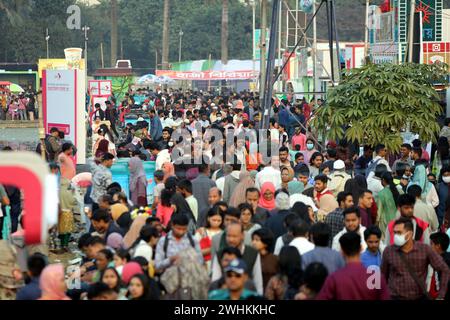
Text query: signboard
43 69 87 164
92 96 109 112
423 42 450 65
345 44 365 69
156 70 259 81
370 43 399 64
415 0 439 42
38 59 85 78
0 152 58 244
88 80 112 96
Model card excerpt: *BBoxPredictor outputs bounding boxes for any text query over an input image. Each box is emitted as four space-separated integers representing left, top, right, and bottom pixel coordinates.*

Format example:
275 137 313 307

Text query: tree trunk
111 0 118 67
221 0 228 65
162 0 170 69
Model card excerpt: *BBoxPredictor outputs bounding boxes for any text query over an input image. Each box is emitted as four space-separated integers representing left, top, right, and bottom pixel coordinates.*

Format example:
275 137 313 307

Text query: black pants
9 203 21 233
110 121 119 138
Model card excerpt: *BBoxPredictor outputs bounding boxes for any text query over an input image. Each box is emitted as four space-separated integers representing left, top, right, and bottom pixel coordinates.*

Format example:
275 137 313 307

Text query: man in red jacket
384 194 430 245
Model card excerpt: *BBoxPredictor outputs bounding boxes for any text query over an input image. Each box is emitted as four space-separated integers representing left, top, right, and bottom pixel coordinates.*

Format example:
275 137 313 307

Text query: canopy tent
10 83 24 93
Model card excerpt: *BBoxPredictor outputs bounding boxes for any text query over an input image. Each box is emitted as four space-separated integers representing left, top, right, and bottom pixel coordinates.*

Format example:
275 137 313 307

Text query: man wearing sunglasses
209 259 259 300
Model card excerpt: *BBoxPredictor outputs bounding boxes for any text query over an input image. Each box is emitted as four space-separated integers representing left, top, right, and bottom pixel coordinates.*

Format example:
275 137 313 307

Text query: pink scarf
258 182 276 210
39 264 70 300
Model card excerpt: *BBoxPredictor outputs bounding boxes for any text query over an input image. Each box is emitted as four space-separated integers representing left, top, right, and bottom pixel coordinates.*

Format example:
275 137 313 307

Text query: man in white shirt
332 207 368 252
255 157 282 191
367 144 391 175
133 225 160 262
289 218 315 256
147 142 171 170
177 179 199 222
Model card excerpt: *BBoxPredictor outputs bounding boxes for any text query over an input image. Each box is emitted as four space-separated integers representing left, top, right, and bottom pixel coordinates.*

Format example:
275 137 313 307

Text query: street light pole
364 0 370 62
251 0 256 94
407 0 415 63
82 26 90 89
45 28 50 59
179 29 184 63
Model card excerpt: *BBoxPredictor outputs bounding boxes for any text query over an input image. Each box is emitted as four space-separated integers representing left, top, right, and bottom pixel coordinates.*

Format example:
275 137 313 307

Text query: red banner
156 70 259 80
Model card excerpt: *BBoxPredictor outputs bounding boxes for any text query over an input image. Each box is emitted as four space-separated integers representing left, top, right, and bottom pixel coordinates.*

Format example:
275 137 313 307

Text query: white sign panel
43 69 86 164
43 70 76 144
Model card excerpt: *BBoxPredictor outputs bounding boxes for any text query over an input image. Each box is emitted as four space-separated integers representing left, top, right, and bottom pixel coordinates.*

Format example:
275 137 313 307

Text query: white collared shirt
290 237 315 256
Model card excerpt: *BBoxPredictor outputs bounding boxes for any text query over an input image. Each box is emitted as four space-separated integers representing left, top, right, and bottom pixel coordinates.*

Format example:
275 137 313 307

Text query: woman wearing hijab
259 182 276 211
316 194 339 222
94 139 110 161
107 232 124 251
123 215 148 249
229 171 255 208
280 166 295 190
288 181 304 195
129 157 148 207
121 262 144 286
39 264 70 300
162 162 175 183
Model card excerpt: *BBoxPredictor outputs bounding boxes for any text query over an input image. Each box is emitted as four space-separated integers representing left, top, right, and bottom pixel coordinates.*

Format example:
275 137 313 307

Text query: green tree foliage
0 0 253 71
312 63 449 152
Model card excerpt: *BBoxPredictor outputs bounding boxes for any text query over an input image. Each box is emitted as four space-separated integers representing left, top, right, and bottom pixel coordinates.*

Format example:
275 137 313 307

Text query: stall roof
0 63 38 72
93 68 133 77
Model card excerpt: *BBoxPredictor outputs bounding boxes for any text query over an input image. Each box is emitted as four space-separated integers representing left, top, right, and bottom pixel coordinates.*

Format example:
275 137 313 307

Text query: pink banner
156 70 259 80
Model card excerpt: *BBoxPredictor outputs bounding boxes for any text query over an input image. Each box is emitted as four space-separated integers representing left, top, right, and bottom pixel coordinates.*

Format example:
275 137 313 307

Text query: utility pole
208 53 212 92
364 0 370 62
277 1 282 93
260 0 268 98
408 0 415 63
179 29 184 62
100 42 105 69
121 39 124 60
252 0 256 94
111 0 118 67
312 0 319 97
45 28 50 59
221 0 229 65
82 25 90 88
162 0 170 69
262 0 281 129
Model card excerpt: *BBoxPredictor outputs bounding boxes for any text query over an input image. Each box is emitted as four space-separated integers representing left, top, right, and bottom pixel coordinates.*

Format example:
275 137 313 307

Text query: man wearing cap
209 258 259 300
328 160 351 197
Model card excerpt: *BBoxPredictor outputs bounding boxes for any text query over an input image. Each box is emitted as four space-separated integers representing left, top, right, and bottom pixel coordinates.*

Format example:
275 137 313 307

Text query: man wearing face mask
384 194 430 246
381 217 450 300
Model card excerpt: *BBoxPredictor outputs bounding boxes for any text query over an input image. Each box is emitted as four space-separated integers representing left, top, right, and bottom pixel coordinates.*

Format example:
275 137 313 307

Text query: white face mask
443 176 450 184
168 142 174 147
394 233 409 247
307 143 314 150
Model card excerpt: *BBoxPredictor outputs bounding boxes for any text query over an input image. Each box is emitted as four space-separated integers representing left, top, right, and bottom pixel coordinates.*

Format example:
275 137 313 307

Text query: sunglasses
226 272 243 279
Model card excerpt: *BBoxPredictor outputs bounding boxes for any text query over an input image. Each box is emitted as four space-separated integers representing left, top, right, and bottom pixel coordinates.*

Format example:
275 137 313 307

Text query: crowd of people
1 87 450 301
0 85 38 121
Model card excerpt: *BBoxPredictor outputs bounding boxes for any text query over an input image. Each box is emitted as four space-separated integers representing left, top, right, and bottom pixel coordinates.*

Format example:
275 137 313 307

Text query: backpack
163 232 195 259
35 135 55 161
365 158 381 178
